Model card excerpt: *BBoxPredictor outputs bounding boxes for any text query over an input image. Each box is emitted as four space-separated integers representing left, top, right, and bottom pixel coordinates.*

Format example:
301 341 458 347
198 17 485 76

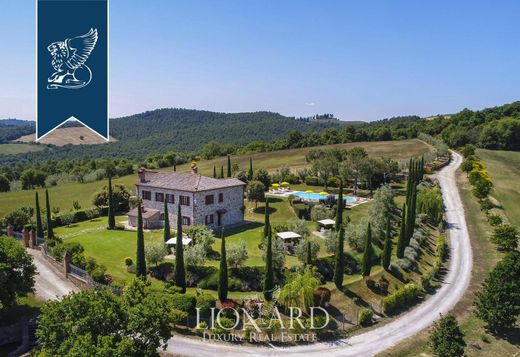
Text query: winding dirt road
166 152 473 357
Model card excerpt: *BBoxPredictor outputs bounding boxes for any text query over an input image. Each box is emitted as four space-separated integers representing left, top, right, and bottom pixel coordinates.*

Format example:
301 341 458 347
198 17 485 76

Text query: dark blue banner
37 0 108 140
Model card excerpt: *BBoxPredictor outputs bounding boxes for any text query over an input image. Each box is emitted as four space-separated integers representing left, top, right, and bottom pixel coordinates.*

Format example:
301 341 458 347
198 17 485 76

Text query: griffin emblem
47 28 98 89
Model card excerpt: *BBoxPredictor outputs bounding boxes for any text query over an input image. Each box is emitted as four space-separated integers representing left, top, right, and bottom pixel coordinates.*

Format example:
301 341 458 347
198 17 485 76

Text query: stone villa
127 164 246 230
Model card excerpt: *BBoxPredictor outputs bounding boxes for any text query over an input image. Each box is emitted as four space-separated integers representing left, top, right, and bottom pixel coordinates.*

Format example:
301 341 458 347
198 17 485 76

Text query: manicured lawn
0 143 44 155
0 139 432 217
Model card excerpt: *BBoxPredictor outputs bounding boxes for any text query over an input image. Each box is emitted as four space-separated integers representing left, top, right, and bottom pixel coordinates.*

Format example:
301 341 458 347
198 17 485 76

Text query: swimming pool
293 191 357 202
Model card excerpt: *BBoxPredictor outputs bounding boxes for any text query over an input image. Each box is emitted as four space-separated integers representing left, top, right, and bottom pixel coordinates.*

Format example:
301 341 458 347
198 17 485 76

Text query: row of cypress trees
213 156 254 180
397 158 424 258
34 190 53 239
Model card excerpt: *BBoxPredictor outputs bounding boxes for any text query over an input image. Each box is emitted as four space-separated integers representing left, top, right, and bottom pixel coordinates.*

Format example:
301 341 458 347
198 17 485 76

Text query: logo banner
37 0 108 140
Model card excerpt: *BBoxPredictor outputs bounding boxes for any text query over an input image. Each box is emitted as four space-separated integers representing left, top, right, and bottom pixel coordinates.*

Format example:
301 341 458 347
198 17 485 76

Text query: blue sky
1 0 519 121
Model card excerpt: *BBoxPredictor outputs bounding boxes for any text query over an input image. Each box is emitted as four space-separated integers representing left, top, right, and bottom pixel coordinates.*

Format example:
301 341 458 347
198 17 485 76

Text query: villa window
155 192 164 202
182 216 191 226
218 193 224 202
180 195 190 206
205 214 214 225
166 194 175 204
142 190 151 200
160 213 165 220
205 194 214 205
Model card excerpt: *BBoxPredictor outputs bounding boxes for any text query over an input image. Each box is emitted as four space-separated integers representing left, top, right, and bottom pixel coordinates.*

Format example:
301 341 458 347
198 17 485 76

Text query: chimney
138 167 146 183
191 162 198 174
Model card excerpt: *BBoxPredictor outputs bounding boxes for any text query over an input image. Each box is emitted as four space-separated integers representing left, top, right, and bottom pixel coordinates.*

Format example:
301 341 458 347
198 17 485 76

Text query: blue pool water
293 191 357 202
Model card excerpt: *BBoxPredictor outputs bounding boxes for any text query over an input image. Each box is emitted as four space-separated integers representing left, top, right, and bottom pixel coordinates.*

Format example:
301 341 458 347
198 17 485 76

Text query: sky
1 0 519 122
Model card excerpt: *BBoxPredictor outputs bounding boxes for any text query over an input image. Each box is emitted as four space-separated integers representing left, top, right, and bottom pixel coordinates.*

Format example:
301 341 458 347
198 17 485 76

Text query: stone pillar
63 252 71 276
22 228 30 248
6 224 14 237
29 229 37 248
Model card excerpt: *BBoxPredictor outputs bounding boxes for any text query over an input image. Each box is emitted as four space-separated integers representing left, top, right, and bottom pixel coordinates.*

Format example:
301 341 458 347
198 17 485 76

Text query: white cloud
305 102 315 106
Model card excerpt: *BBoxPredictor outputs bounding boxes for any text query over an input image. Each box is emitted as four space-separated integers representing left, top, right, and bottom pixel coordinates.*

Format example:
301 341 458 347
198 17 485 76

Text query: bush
124 257 133 266
435 235 448 260
170 308 188 327
90 266 107 284
293 203 310 220
196 293 216 317
382 283 421 315
358 308 373 327
480 198 494 212
171 293 196 313
488 214 503 227
305 176 322 186
421 257 443 290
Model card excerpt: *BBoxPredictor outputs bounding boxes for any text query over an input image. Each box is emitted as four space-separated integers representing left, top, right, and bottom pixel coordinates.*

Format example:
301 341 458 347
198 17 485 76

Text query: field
0 139 431 218
379 154 520 357
0 143 44 155
478 149 520 227
16 127 116 146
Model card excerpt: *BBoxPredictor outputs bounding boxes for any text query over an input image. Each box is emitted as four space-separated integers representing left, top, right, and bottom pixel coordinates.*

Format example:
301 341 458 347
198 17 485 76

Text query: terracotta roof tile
138 171 245 192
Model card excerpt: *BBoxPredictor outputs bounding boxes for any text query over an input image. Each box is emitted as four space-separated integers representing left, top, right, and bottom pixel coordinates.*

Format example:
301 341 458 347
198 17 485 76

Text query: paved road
29 249 79 300
166 152 473 357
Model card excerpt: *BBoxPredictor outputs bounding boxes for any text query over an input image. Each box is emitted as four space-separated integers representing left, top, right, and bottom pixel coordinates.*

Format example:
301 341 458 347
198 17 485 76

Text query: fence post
63 252 71 277
7 224 14 237
22 228 30 248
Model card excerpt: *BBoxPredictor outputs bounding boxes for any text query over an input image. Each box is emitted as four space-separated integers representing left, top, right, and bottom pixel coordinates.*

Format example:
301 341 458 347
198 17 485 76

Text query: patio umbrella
272 183 280 188
281 181 290 186
305 190 314 193
319 191 328 195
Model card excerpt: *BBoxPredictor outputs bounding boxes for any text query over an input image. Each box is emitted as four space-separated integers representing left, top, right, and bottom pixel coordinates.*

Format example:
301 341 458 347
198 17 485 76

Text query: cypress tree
175 204 186 292
264 228 274 301
263 198 271 240
35 192 44 238
107 176 115 229
45 189 54 239
227 155 232 178
248 157 253 181
397 204 407 258
213 166 217 178
382 216 392 270
362 223 373 277
136 202 146 280
333 227 345 289
306 240 312 265
218 229 228 301
220 165 224 179
335 179 344 231
163 200 170 243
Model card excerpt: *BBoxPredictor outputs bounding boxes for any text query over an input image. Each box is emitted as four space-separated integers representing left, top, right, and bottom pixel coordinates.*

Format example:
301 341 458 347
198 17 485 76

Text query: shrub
196 293 216 317
305 176 322 186
310 204 334 222
358 308 373 327
480 198 494 212
488 214 503 227
421 257 443 290
171 293 196 313
170 308 188 327
90 266 107 284
435 235 448 260
382 283 421 315
124 257 133 266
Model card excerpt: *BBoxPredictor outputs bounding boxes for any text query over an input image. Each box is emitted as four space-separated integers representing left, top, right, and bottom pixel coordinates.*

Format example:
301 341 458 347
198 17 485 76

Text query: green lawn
478 149 520 227
0 139 432 217
0 143 44 156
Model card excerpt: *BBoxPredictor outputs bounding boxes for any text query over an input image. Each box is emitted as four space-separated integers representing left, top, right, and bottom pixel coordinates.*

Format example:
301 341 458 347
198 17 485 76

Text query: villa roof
138 171 245 192
127 207 160 219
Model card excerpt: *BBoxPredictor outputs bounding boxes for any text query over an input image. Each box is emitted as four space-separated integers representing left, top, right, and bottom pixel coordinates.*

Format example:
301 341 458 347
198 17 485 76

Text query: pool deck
267 189 371 208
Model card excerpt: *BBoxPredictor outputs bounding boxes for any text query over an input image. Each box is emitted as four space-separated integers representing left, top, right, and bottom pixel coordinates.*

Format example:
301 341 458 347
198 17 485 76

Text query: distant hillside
109 108 346 149
0 119 35 143
17 127 116 146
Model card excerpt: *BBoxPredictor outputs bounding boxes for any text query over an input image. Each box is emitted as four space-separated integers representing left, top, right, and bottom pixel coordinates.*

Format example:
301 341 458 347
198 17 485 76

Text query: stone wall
194 186 245 229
